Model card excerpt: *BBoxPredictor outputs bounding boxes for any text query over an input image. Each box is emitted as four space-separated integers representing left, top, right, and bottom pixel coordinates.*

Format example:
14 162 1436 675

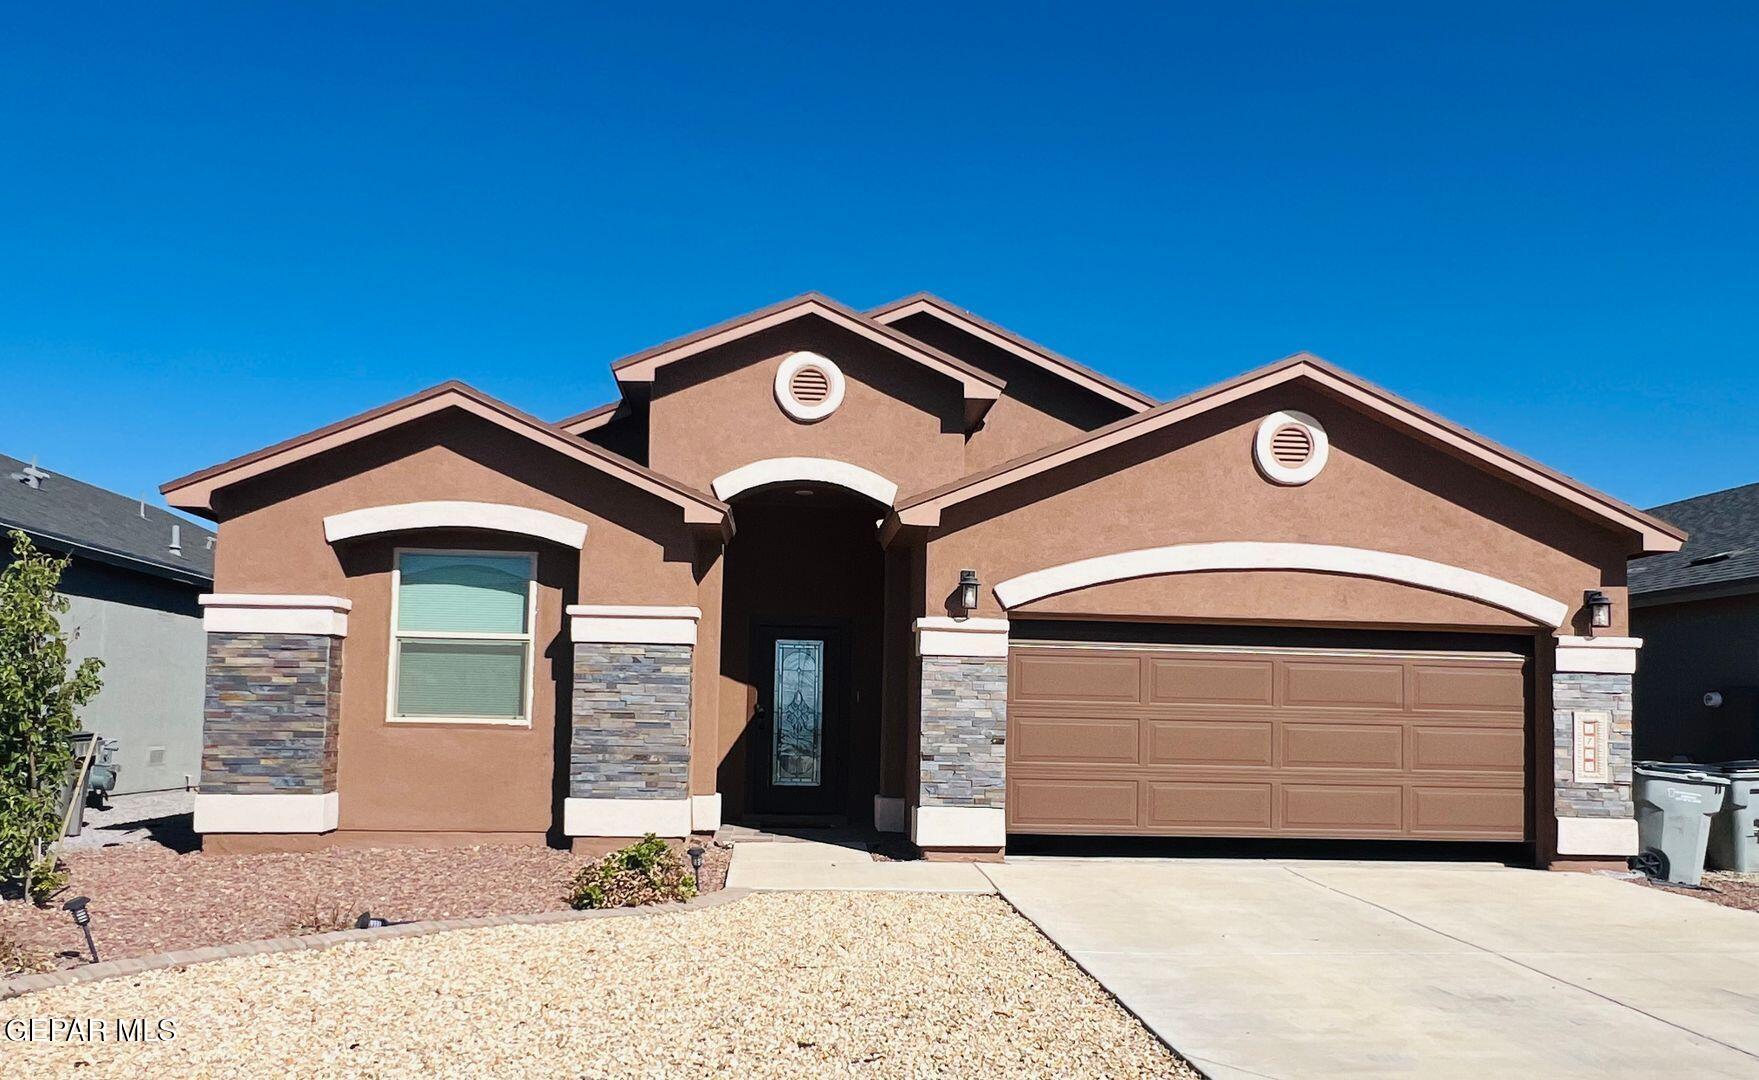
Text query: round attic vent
1254 410 1329 485
775 352 845 422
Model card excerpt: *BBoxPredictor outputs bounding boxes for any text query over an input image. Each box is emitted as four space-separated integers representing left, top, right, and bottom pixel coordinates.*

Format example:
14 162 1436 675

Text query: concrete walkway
724 836 993 893
983 859 1759 1079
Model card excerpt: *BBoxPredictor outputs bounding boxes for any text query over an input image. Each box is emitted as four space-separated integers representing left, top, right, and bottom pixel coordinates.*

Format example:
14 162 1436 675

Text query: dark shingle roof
1629 482 1759 599
0 452 214 585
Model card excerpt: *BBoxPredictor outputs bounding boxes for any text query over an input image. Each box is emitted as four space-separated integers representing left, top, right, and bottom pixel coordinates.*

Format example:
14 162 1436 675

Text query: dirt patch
0 839 731 969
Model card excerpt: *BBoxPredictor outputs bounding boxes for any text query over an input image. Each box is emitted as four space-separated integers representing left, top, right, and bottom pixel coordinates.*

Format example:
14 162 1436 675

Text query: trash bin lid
1635 763 1730 785
1711 759 1759 776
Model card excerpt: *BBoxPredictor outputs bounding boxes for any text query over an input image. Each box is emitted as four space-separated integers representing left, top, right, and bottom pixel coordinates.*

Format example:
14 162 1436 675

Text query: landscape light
63 895 98 963
687 845 705 886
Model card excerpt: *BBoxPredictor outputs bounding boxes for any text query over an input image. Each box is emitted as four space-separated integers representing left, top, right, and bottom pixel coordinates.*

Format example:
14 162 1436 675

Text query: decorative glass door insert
771 638 825 787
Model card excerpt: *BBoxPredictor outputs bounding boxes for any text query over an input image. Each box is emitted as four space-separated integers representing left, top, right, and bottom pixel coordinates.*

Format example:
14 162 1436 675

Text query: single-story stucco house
161 292 1682 864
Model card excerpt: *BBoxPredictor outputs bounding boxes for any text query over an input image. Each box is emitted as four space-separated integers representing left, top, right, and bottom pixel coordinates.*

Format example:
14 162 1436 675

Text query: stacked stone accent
919 657 1007 809
1553 671 1635 820
201 632 342 795
570 642 692 800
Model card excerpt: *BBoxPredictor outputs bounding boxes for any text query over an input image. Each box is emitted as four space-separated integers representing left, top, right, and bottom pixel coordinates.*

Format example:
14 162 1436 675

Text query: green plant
0 530 104 903
566 833 698 910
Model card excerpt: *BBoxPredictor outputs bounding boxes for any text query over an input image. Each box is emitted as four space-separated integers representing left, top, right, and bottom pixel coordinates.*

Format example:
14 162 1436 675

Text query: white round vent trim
775 351 846 422
1254 410 1329 485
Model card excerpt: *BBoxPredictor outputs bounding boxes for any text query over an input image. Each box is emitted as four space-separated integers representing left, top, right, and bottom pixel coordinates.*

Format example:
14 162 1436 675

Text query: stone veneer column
192 595 351 835
564 606 708 838
1552 635 1642 859
912 617 1010 852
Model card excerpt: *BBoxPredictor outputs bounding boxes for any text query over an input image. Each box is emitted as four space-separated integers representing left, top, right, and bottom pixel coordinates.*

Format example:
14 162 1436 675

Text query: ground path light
63 895 98 963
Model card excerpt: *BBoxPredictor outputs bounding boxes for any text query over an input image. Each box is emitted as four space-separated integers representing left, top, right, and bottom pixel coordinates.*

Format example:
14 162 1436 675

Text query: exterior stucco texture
201 632 341 795
571 642 692 800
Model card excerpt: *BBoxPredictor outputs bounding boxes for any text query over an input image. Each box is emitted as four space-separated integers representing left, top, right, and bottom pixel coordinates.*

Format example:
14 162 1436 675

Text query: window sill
386 715 531 728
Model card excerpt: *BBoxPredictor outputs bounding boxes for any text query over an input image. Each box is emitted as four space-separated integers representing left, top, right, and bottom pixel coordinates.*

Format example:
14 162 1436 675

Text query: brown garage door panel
1009 778 1139 829
1145 781 1274 829
1282 723 1404 770
1012 653 1141 703
1011 716 1139 764
1006 641 1530 842
1409 785 1525 837
1148 657 1274 705
1146 720 1275 766
1281 784 1405 832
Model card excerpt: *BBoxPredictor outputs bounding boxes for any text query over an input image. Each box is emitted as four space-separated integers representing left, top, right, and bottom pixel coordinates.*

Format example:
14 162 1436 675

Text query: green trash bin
1632 763 1731 886
1707 761 1759 874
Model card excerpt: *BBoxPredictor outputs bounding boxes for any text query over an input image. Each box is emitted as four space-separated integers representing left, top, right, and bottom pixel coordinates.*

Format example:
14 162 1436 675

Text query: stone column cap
200 594 352 636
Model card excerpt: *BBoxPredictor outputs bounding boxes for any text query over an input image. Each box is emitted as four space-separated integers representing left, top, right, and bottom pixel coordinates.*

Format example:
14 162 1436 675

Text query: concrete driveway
983 859 1759 1078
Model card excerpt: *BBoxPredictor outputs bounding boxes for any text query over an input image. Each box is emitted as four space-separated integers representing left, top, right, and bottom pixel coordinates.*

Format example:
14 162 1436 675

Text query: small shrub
288 898 357 935
25 858 69 905
0 932 51 977
566 833 697 910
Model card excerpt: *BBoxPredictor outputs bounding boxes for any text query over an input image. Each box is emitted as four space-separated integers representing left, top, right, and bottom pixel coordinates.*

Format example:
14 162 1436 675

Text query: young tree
0 530 103 901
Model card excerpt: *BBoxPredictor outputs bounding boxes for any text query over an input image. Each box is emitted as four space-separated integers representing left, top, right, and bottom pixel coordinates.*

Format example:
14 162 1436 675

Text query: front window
390 550 536 724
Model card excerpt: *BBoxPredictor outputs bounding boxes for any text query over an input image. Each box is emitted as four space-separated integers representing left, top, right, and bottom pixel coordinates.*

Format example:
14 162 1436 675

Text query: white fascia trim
567 605 703 646
564 797 692 838
993 541 1570 628
911 805 1006 848
691 794 722 832
1555 815 1638 857
193 792 339 834
1554 636 1644 675
874 795 906 834
711 457 899 506
915 616 1010 658
200 594 352 636
324 501 589 549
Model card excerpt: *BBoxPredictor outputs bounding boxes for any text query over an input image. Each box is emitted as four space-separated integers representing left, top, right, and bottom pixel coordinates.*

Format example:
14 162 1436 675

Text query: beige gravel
1 892 1193 1078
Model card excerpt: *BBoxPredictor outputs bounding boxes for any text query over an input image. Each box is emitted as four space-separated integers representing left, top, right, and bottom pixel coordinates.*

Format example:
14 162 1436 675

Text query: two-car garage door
1006 637 1530 840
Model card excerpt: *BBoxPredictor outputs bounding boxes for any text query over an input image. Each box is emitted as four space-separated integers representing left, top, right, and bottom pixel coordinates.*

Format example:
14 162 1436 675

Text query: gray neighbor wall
58 559 206 795
1632 591 1759 762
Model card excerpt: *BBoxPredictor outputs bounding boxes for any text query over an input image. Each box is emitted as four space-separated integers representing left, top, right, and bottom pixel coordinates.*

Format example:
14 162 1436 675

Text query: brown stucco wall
207 412 716 840
923 383 1632 633
643 320 970 496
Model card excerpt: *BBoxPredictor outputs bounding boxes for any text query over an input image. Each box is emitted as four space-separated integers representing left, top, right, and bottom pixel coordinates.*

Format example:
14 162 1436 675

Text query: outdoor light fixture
687 845 705 887
958 569 981 614
1584 590 1614 632
63 895 98 963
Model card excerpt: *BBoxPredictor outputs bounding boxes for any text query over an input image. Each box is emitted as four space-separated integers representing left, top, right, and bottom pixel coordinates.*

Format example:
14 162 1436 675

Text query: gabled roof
557 400 625 436
161 381 730 531
868 292 1157 413
1629 483 1759 602
889 353 1685 554
608 292 1004 428
2 452 214 585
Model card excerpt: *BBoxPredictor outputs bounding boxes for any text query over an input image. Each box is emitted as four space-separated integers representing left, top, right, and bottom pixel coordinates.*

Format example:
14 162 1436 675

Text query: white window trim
386 547 538 727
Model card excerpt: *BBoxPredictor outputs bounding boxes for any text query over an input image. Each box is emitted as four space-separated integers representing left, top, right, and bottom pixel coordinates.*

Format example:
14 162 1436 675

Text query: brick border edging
1 887 752 1000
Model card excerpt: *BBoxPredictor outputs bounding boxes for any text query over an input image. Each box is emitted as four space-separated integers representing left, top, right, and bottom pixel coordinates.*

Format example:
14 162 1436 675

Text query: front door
751 623 849 818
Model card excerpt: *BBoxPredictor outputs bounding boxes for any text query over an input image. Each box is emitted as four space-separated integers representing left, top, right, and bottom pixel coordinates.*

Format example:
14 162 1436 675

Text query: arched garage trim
711 457 900 506
992 541 1569 628
323 501 589 549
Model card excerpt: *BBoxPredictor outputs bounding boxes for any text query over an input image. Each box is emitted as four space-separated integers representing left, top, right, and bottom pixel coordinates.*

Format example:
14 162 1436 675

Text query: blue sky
2 4 1754 513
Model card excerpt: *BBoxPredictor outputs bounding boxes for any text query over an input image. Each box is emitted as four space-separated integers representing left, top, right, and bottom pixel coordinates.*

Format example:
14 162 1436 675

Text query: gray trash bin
1632 764 1730 886
1707 761 1759 873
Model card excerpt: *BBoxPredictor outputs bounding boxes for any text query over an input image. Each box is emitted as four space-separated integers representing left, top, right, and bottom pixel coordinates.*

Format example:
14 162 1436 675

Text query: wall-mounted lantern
958 569 981 614
1584 590 1613 633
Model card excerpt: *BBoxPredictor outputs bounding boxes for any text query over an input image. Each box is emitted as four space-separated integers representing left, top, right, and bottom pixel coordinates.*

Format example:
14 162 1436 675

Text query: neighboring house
161 292 1682 865
1 452 214 794
1629 482 1759 762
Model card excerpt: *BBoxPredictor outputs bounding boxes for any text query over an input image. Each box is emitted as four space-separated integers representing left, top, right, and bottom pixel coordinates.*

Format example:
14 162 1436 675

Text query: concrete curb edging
1 887 752 1000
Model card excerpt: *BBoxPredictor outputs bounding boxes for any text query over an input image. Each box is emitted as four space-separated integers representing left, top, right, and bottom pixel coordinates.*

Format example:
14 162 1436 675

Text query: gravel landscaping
1638 869 1759 913
1 840 731 971
1 891 1193 1077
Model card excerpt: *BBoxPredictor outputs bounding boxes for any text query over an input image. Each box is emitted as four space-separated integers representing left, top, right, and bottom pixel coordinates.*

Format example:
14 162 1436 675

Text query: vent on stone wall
789 365 832 405
1270 423 1314 468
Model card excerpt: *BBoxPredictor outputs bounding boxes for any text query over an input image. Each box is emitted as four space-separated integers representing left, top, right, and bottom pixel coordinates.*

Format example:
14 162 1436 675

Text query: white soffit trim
911 806 1005 848
711 457 899 506
567 605 703 646
915 616 1010 658
1554 636 1644 675
564 797 692 837
873 795 907 834
993 542 1570 628
690 794 722 832
324 501 589 549
193 792 339 834
200 594 352 636
1555 815 1638 856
